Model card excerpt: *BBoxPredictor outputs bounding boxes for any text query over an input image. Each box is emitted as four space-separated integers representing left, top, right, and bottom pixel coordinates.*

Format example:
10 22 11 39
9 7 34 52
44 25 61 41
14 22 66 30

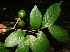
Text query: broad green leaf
49 25 69 42
15 36 30 52
5 30 25 47
29 31 49 52
42 3 61 28
15 33 49 52
30 5 42 29
0 42 4 48
28 35 36 51
0 42 9 52
36 31 49 52
0 48 9 52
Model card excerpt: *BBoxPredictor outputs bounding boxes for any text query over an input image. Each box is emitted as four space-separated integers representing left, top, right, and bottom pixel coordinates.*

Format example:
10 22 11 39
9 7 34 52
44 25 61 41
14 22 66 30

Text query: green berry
6 28 11 31
18 20 25 27
18 9 26 18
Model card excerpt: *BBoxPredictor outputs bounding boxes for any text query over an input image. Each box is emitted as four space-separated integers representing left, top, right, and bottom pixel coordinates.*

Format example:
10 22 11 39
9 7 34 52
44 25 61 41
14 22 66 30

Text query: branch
11 18 21 29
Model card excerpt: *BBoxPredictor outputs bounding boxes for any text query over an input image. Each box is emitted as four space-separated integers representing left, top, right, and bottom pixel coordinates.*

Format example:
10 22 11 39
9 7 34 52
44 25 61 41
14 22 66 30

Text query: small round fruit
18 9 26 18
18 20 25 27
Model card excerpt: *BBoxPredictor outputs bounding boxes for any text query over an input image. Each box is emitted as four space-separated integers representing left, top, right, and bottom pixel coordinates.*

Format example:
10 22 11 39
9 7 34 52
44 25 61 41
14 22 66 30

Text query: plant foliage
48 25 69 42
5 30 25 47
30 5 42 29
0 2 69 52
0 42 9 52
42 3 61 28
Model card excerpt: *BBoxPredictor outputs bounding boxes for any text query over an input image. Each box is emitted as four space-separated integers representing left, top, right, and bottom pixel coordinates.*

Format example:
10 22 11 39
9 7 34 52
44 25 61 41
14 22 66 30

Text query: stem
11 18 21 29
14 29 36 33
24 29 37 34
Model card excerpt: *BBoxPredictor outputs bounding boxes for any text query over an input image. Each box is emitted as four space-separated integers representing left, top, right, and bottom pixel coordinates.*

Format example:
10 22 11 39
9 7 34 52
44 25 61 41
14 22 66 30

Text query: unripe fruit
18 9 26 18
18 20 25 27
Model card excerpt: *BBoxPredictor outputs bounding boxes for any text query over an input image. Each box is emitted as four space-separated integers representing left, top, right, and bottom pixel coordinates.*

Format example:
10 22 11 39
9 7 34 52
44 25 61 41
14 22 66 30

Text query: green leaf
49 25 69 42
28 35 36 51
0 42 9 52
29 31 49 52
16 32 49 52
0 42 4 48
5 30 25 47
42 3 61 28
0 49 9 52
0 48 9 52
15 36 30 52
30 5 42 29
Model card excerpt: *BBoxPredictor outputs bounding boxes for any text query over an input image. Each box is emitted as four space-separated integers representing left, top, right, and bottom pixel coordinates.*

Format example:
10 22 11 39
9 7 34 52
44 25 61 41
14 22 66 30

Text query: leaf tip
33 5 38 10
34 5 37 7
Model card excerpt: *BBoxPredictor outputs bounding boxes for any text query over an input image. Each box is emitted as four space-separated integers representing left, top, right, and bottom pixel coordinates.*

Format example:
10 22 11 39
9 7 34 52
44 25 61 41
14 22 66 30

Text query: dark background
0 0 70 52
0 0 70 29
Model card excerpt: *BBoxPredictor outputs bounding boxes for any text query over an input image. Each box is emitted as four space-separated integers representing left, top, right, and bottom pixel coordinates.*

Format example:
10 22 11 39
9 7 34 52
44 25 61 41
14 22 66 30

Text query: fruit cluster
18 9 26 27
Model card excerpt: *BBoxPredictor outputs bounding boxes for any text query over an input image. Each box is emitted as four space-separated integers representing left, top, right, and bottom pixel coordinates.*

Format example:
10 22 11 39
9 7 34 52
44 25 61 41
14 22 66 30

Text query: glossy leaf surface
15 36 30 52
42 3 61 28
30 5 42 29
29 31 49 52
5 30 25 47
